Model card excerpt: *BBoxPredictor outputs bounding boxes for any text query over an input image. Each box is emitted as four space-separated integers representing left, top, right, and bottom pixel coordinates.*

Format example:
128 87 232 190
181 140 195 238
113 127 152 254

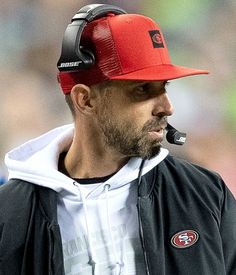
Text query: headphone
57 4 127 72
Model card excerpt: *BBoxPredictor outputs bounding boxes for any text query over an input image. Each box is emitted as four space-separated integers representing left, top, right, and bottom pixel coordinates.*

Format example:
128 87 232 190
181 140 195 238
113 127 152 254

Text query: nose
152 93 174 117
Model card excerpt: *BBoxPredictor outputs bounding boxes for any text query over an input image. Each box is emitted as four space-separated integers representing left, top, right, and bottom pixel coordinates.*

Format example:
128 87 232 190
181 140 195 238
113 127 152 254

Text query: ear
70 84 96 115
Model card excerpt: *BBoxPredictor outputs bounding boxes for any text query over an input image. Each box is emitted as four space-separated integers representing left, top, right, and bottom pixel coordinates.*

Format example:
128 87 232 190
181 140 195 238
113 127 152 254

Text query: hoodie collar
5 124 169 198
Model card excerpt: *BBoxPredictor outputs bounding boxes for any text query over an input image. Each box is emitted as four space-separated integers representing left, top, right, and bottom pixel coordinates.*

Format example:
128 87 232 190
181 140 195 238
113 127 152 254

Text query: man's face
95 80 173 159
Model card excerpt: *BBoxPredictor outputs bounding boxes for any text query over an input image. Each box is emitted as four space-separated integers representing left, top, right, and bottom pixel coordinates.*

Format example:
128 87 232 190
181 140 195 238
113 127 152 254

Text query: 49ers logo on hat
149 30 164 48
171 230 199 249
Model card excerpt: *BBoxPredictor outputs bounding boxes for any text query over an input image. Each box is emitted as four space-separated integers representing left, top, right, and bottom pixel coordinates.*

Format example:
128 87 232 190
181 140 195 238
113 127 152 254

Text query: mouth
145 120 168 141
148 128 165 140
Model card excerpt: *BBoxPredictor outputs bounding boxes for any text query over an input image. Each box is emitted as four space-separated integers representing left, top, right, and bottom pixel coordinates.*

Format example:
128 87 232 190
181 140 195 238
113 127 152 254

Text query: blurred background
0 0 235 195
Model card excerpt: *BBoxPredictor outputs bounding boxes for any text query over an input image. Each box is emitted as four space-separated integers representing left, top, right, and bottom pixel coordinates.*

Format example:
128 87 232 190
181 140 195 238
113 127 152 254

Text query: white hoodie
5 124 169 275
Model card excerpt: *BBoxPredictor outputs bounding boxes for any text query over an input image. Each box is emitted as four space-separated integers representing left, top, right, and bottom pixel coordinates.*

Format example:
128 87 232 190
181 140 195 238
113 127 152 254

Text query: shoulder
0 179 59 223
161 155 236 209
0 178 35 196
0 179 36 204
161 154 224 189
148 155 235 220
141 154 224 195
150 155 233 209
0 179 36 221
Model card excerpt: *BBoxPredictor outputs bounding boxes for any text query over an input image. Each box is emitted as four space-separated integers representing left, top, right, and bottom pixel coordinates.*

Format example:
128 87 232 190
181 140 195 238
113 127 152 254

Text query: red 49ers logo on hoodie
171 230 199 249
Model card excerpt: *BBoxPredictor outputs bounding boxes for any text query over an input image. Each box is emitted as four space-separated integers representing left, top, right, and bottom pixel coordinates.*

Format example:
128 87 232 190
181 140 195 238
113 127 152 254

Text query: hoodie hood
5 124 169 198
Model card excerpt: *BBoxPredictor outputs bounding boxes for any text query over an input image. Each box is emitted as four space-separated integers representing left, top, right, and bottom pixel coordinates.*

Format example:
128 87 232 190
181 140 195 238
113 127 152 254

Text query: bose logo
58 61 82 68
176 137 186 143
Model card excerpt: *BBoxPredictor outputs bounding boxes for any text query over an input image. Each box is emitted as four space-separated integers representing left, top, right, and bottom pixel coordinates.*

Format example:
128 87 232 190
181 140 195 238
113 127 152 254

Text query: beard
96 104 166 159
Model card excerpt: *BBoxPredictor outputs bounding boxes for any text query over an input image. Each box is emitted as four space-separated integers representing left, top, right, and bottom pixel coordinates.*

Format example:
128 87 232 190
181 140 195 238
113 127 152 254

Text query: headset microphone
166 123 186 145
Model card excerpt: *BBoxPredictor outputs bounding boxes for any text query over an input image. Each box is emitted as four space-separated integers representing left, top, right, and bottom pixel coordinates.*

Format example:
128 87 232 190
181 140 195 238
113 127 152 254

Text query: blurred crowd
0 0 235 195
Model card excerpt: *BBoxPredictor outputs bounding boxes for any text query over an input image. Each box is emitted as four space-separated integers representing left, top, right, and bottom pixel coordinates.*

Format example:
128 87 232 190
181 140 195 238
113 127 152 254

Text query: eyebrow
129 80 168 86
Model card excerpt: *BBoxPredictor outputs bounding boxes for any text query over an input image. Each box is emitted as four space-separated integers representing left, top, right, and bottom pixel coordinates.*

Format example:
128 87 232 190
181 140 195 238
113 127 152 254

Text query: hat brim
110 64 209 81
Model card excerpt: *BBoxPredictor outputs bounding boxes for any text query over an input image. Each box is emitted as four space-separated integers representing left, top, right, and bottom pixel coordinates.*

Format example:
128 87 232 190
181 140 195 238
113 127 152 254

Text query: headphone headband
57 4 127 72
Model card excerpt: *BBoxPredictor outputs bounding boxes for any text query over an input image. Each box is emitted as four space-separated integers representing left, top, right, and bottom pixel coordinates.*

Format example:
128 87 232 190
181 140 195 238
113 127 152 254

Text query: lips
148 128 164 140
149 123 167 133
143 119 168 141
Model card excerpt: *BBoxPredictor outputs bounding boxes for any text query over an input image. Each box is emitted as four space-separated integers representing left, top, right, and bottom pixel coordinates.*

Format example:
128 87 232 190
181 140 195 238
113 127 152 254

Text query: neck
63 128 129 179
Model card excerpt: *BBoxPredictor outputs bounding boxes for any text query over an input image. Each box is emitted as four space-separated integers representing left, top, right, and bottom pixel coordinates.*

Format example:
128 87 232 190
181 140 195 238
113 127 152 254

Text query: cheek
107 95 154 127
119 113 150 135
123 107 153 127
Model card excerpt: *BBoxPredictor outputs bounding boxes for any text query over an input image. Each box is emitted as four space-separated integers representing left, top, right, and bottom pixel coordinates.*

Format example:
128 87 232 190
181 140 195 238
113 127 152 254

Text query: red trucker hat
58 13 209 94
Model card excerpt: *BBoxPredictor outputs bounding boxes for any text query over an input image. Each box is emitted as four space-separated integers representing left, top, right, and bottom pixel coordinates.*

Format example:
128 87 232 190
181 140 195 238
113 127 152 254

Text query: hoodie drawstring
104 184 124 275
75 182 124 275
75 182 97 275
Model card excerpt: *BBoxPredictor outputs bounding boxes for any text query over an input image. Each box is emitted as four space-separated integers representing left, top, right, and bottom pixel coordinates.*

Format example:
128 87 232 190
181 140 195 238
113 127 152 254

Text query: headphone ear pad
80 47 95 67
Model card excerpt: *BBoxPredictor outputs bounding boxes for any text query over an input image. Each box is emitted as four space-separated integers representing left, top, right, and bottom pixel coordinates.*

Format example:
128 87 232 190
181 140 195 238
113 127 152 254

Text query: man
0 4 235 275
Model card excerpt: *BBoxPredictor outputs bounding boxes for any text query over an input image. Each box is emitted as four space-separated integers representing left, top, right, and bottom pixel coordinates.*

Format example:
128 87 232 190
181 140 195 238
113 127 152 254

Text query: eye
130 81 170 100
134 83 150 95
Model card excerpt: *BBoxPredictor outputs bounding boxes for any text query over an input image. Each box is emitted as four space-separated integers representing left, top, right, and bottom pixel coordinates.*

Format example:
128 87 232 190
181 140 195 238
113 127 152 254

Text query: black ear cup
57 4 127 72
79 46 95 67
